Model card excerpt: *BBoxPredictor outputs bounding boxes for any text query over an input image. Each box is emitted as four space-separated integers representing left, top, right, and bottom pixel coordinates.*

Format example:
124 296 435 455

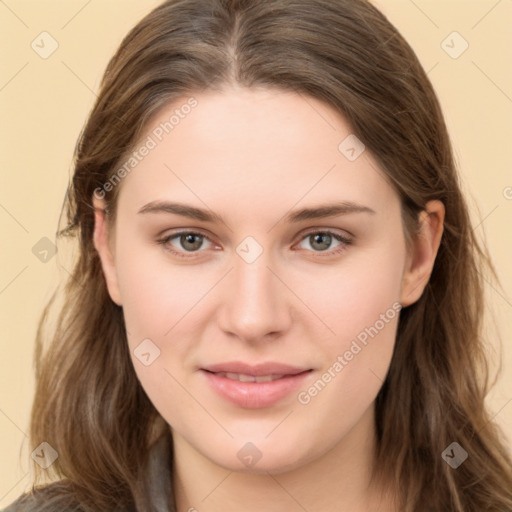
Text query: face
93 87 441 474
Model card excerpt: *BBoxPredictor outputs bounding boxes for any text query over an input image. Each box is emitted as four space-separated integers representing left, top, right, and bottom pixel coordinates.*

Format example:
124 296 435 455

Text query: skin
93 86 444 512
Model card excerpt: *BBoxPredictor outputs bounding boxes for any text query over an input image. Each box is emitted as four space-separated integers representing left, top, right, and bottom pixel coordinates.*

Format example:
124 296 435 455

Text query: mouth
200 362 313 408
204 371 290 383
201 360 310 376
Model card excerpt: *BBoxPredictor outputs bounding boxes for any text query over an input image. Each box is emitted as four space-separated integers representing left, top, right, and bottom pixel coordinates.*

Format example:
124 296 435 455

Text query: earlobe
400 200 445 307
92 197 123 306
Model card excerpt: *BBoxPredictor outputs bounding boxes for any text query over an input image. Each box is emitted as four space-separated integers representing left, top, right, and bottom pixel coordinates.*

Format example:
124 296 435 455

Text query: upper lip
201 361 311 376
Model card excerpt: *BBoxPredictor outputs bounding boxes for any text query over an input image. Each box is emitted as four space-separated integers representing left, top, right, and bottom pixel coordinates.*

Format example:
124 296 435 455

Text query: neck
171 405 394 512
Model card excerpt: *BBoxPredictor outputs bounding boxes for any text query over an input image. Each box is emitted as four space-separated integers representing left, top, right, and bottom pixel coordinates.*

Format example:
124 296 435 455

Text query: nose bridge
218 245 290 341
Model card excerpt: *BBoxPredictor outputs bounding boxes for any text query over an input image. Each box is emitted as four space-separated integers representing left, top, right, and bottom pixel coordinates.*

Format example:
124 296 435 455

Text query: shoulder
2 432 174 512
1 482 85 512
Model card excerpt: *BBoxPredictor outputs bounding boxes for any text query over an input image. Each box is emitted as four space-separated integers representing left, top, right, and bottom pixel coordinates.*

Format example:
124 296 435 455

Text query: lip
200 361 313 409
202 361 309 376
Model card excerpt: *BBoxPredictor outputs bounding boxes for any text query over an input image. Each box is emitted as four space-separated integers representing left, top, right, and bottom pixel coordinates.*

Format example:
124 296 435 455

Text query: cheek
114 242 202 415
294 312 398 454
294 244 404 419
306 239 405 344
114 233 199 339
113 234 212 400
292 240 405 398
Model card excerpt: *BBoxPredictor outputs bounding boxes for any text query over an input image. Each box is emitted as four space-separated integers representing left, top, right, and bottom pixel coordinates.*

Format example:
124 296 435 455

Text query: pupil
183 234 201 250
312 233 330 251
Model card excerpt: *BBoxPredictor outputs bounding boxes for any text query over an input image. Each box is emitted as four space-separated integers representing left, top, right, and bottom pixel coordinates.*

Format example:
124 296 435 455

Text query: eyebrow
137 200 376 224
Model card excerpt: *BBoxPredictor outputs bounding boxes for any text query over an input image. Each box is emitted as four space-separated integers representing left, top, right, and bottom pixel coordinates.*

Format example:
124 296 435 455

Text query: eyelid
296 226 353 242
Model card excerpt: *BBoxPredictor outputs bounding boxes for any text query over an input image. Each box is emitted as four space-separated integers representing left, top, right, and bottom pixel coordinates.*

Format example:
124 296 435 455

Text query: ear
92 196 122 306
400 200 445 307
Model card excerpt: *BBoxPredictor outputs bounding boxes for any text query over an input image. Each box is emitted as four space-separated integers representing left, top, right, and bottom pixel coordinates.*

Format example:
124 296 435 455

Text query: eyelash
156 229 353 259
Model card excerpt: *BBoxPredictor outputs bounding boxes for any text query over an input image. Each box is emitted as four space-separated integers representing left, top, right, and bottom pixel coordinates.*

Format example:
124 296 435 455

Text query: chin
204 437 314 475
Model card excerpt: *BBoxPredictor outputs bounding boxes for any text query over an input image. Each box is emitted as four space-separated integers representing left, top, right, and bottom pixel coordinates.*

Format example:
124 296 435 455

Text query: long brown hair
11 0 512 510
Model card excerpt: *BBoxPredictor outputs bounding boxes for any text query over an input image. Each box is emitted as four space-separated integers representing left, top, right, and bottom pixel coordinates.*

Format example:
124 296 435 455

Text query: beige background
1 0 511 505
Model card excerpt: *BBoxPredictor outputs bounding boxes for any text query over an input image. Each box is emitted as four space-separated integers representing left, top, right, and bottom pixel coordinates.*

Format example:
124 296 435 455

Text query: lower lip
200 369 312 409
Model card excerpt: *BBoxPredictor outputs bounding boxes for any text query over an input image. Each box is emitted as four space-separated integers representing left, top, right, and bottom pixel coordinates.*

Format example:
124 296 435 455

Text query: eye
157 231 214 258
295 230 352 256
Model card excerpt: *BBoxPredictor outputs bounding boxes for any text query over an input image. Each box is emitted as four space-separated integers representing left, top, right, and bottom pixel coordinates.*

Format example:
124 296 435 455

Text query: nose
217 249 293 344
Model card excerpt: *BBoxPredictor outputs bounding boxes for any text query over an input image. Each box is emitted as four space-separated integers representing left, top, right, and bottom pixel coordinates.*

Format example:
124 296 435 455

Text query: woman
4 0 512 511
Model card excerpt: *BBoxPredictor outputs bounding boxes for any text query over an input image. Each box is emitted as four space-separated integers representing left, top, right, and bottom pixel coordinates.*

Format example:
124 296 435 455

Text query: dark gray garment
1 431 176 512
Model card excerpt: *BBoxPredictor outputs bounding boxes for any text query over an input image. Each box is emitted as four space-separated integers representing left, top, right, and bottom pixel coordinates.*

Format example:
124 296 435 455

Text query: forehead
115 87 398 218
